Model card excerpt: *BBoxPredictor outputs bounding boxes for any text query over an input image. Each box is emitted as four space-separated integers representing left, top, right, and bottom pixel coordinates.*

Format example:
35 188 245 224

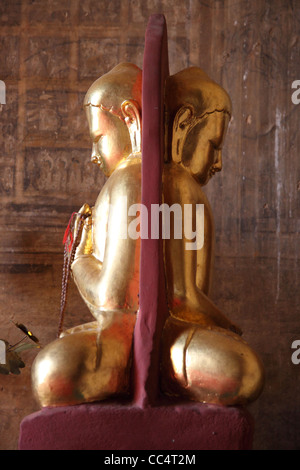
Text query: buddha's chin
196 172 212 186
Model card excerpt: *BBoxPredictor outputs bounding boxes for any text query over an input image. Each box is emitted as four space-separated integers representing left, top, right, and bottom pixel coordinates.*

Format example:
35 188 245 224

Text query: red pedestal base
18 400 254 450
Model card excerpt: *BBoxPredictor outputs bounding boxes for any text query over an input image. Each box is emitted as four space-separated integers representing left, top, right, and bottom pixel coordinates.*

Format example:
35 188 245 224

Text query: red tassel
63 212 76 252
68 233 74 253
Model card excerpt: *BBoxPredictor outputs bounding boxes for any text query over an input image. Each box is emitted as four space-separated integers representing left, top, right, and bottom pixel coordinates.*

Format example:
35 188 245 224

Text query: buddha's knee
161 318 264 406
31 332 99 407
32 316 135 407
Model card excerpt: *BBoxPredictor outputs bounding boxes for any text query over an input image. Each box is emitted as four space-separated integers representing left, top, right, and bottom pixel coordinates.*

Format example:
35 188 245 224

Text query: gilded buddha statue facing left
31 63 264 407
32 63 143 406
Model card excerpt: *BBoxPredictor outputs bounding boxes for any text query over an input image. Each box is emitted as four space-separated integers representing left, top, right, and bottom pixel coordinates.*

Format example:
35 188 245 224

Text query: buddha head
165 67 232 185
84 63 142 177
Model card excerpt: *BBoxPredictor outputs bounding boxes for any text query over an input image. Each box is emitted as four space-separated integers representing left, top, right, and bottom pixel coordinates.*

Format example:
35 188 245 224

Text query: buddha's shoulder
100 157 141 203
111 156 141 182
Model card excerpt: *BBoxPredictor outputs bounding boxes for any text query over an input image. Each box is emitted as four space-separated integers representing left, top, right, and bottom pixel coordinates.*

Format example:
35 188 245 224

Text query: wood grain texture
0 0 299 450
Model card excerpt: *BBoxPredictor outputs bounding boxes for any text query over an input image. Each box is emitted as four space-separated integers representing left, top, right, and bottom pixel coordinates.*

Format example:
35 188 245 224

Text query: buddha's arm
163 167 241 334
163 165 214 305
195 192 214 297
164 203 238 332
71 164 141 320
71 235 140 318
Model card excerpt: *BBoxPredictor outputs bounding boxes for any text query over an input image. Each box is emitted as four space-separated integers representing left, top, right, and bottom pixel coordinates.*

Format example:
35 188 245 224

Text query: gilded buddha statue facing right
161 67 264 404
31 64 264 407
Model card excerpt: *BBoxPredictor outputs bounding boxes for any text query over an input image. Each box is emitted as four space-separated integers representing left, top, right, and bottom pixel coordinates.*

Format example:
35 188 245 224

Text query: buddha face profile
165 67 232 185
83 63 142 176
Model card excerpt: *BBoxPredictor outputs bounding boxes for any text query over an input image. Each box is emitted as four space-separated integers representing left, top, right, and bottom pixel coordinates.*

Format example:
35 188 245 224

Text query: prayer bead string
57 213 88 338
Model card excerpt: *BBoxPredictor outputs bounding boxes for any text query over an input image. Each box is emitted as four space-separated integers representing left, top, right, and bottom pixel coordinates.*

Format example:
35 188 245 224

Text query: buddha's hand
73 203 93 259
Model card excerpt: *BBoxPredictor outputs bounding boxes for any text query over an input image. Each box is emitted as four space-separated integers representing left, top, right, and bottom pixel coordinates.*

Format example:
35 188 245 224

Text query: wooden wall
0 0 299 450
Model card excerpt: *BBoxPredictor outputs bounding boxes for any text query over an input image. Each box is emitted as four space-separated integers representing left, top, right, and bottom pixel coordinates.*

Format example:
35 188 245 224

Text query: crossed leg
32 313 136 407
161 317 264 406
32 313 264 407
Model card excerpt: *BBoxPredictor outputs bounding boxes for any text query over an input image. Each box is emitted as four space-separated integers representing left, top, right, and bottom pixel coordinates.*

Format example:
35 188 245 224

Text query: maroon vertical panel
133 14 170 407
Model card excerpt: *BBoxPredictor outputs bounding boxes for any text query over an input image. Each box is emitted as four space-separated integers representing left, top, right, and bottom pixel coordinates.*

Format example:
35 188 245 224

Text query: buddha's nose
213 149 222 171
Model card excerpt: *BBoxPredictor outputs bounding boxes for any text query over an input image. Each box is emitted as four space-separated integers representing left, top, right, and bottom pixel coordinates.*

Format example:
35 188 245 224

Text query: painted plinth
19 401 254 450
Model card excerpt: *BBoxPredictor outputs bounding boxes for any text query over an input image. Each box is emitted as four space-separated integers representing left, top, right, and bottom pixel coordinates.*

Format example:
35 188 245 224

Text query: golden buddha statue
161 67 264 404
31 63 264 407
32 63 143 406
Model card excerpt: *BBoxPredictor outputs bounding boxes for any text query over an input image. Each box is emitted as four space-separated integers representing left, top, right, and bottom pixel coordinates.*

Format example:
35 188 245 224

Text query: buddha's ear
121 100 141 153
172 105 194 163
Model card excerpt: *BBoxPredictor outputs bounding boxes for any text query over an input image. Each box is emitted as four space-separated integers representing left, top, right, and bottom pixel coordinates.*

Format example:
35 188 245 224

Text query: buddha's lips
92 155 104 169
